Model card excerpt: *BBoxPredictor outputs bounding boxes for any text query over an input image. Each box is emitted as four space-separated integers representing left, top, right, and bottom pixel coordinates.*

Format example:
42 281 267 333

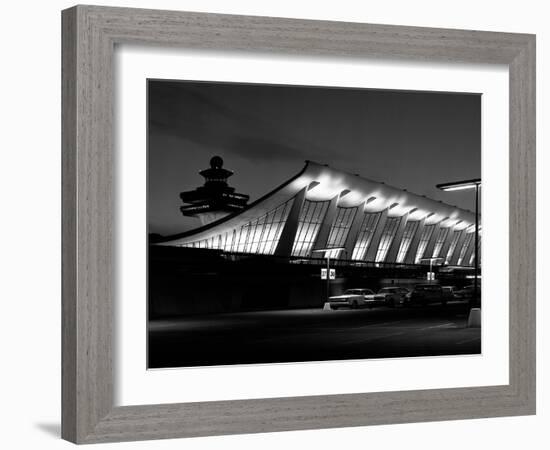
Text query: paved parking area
149 303 481 368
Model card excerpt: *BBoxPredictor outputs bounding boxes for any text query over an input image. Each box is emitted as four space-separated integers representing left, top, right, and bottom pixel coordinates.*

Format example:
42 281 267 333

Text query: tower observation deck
180 156 250 225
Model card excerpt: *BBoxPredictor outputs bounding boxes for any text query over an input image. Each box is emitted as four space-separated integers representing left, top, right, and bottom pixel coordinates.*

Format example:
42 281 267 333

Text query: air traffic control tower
179 156 250 225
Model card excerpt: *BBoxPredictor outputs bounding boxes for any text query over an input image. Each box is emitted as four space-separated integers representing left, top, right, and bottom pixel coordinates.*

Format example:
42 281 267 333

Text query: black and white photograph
147 79 482 369
1 0 543 447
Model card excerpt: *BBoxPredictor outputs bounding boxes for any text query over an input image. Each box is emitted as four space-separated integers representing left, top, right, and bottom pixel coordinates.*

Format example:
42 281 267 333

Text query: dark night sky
148 80 480 236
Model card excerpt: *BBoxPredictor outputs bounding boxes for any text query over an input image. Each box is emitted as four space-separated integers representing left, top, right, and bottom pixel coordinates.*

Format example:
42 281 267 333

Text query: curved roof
158 161 476 246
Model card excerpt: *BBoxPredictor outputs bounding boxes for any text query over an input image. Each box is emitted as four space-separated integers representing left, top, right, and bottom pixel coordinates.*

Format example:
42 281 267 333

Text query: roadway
148 303 481 368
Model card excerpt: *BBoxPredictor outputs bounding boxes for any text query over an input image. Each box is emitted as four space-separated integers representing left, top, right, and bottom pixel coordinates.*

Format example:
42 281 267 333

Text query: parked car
377 287 409 307
442 286 456 301
328 288 378 309
363 290 391 307
453 285 481 302
442 286 455 294
405 284 446 306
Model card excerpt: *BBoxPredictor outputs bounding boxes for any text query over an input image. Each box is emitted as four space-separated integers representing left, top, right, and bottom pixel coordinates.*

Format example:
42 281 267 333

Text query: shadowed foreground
149 303 481 368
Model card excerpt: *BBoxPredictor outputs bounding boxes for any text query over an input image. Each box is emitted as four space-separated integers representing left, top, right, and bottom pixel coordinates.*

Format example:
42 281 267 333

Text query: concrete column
344 202 366 258
404 218 426 264
312 194 340 252
364 208 389 262
461 232 476 266
274 186 308 257
422 222 441 261
449 230 468 266
385 212 410 263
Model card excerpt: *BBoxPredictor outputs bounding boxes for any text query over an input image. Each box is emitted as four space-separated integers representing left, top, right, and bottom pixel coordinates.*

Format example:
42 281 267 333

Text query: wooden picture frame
62 5 536 444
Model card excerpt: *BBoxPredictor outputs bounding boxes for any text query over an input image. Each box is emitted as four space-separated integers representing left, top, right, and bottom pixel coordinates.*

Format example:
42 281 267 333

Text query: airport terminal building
158 160 480 268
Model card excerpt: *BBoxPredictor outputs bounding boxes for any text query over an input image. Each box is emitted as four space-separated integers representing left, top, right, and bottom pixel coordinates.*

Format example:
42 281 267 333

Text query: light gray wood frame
62 5 536 444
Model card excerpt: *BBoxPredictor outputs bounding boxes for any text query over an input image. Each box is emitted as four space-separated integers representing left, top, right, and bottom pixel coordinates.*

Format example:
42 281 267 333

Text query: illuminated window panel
431 227 450 258
396 220 419 263
244 198 294 255
445 230 463 264
179 198 294 255
325 207 358 258
351 212 381 260
457 232 474 265
291 200 330 257
233 226 248 253
375 217 401 262
415 224 435 263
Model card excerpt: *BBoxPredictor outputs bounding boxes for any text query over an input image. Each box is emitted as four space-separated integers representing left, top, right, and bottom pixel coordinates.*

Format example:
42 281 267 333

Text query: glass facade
174 181 479 266
415 224 435 263
431 227 450 258
351 212 381 261
291 200 330 257
324 207 358 258
375 217 401 262
181 197 294 255
445 230 463 264
457 232 474 265
396 220 419 263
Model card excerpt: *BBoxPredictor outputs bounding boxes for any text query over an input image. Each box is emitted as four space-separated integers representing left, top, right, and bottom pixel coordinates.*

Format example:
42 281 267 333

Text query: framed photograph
62 5 535 444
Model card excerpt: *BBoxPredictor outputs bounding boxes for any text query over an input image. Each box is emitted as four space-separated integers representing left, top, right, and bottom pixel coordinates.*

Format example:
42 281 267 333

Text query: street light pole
326 254 330 304
419 257 444 283
312 247 346 305
474 183 480 307
436 178 481 308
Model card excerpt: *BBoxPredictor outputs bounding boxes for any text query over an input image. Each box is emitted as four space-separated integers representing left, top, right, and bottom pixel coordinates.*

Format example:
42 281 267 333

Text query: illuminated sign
321 268 336 279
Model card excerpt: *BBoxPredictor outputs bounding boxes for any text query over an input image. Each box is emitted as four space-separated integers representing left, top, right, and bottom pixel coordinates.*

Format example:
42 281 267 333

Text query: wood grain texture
61 7 77 443
61 5 536 444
